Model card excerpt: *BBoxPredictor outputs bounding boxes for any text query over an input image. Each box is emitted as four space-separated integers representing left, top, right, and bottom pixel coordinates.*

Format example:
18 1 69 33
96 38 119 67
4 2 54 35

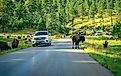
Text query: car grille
41 37 46 40
34 37 46 40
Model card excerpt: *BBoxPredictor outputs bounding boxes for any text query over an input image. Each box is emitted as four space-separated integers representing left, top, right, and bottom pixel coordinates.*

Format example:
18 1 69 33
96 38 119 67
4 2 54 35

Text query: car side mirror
31 35 34 37
49 34 51 36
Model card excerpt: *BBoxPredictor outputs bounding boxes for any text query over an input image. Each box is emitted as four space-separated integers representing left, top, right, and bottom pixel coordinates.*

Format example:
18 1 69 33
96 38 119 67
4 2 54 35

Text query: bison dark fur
0 41 11 50
12 38 19 49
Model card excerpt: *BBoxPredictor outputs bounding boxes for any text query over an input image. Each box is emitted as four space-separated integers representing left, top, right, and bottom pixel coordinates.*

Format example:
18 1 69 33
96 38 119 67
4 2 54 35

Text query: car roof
35 31 48 32
96 32 102 33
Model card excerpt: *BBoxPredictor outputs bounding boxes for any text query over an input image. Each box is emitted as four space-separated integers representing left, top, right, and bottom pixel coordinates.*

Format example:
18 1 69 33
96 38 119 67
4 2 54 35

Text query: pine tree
98 0 105 24
106 0 113 26
114 0 121 21
89 0 96 26
78 0 84 22
0 0 15 32
84 0 90 21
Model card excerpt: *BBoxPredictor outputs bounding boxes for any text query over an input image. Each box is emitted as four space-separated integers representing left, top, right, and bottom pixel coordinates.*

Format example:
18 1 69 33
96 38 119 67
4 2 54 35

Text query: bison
72 33 85 49
12 38 19 49
103 40 108 48
0 41 11 50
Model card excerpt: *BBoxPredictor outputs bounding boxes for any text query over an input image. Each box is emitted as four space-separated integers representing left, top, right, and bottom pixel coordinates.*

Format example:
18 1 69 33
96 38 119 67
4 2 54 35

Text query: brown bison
12 38 19 49
103 40 108 48
0 41 11 50
72 33 81 49
72 33 85 49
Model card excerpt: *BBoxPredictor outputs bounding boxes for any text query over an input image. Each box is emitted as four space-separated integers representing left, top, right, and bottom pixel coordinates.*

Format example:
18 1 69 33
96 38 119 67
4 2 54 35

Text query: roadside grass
0 37 31 55
84 38 121 76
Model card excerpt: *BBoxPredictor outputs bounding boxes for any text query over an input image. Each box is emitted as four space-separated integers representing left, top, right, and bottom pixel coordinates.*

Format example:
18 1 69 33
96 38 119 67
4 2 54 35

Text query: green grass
92 36 112 40
0 37 31 55
84 38 121 76
0 37 12 42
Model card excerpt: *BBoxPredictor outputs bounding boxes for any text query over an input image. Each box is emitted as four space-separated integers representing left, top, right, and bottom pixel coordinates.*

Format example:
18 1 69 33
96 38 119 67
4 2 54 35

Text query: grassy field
84 37 121 76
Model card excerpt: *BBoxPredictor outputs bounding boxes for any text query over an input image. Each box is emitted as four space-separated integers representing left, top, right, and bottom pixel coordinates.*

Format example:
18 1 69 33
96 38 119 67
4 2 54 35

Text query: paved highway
0 39 115 76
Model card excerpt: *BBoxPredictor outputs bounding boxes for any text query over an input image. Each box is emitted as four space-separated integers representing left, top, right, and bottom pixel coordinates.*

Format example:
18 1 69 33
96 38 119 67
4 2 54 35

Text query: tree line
0 0 121 34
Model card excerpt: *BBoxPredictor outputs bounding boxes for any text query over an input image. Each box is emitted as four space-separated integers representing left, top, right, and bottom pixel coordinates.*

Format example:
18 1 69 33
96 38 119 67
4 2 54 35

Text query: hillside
67 15 118 29
1 0 121 34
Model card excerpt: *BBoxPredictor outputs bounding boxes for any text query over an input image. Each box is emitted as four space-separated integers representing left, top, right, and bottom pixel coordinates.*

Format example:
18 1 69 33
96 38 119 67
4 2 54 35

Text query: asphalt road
0 39 115 76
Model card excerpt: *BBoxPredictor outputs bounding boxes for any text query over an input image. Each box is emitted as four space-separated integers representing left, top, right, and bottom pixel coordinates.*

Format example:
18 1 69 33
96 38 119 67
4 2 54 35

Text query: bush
112 22 121 38
86 31 93 35
93 36 111 40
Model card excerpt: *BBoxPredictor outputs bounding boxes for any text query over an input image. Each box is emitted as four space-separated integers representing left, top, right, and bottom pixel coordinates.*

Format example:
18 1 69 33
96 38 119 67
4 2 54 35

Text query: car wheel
32 44 36 47
48 43 51 46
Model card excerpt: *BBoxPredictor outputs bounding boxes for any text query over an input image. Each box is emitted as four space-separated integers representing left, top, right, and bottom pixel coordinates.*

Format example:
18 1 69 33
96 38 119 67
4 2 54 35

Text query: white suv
32 31 51 47
95 32 103 36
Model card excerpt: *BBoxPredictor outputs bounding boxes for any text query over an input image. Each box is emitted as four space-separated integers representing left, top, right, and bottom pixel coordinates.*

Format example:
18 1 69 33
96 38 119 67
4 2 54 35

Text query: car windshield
35 32 48 36
97 32 102 33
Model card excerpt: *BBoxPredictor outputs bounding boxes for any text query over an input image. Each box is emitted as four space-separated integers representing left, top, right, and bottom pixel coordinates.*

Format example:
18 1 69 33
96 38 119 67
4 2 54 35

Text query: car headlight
46 40 49 42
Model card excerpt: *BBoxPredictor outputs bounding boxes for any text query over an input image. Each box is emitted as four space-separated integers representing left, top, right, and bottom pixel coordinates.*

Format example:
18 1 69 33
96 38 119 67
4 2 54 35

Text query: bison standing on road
72 33 85 49
72 33 81 49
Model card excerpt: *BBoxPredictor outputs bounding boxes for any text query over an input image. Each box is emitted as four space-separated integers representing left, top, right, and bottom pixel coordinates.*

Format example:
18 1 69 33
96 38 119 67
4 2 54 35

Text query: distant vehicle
32 31 51 47
95 32 103 36
104 32 110 35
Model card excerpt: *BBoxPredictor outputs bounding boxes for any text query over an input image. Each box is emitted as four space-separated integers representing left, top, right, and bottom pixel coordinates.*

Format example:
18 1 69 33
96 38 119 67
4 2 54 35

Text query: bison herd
0 41 11 50
0 38 19 51
0 37 31 51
